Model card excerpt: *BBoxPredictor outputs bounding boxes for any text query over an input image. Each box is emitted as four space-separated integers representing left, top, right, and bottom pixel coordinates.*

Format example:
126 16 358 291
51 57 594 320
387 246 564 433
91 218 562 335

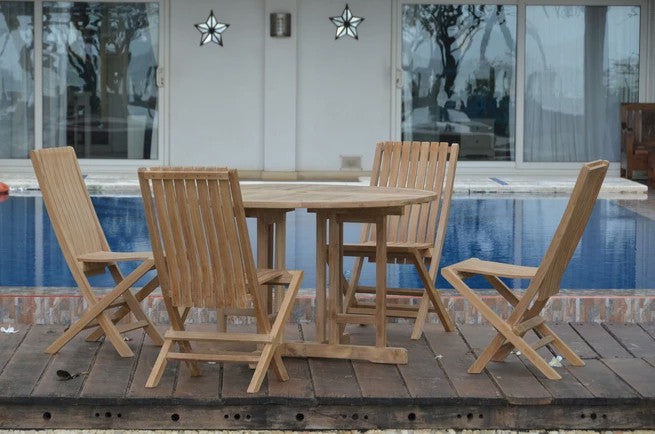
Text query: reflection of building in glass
0 1 651 173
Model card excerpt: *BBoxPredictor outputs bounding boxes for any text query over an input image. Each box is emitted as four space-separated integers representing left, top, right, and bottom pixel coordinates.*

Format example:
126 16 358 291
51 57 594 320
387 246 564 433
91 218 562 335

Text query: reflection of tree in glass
404 5 510 98
0 3 33 65
43 4 154 115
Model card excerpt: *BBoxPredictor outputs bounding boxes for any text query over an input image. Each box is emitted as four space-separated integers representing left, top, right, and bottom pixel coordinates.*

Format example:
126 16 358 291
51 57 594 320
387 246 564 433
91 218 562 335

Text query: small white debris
515 351 522 356
548 355 563 367
435 354 443 360
123 336 132 341
1 326 18 334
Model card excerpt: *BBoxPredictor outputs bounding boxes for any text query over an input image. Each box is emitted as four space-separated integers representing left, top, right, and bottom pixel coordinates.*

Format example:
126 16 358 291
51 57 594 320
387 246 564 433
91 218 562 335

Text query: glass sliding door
0 2 33 158
524 6 640 162
42 1 159 159
401 4 517 161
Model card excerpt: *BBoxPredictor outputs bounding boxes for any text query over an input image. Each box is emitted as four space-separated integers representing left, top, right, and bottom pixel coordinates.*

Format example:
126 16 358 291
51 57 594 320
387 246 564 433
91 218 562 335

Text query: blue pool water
0 196 654 290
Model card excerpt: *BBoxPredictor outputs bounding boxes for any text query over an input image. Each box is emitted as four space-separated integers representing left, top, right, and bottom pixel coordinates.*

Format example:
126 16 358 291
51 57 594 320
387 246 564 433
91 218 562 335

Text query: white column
648 0 655 101
263 0 298 175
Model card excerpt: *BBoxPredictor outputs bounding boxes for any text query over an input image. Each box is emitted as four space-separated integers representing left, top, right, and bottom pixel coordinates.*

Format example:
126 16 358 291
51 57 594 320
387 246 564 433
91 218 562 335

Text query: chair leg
45 266 149 357
248 342 278 393
410 293 430 339
47 310 133 356
121 290 164 345
270 349 289 382
413 255 454 333
469 332 507 373
536 323 585 367
86 273 159 342
146 339 173 388
172 307 201 376
216 308 227 332
507 334 561 380
344 257 364 312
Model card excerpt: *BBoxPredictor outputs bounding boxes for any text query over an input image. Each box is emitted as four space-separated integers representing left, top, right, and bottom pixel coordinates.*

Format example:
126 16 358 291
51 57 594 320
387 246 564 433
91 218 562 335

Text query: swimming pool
0 196 654 290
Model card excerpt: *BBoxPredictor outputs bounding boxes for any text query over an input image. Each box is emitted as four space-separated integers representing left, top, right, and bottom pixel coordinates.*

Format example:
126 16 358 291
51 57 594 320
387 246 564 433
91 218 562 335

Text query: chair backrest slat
30 147 109 264
530 160 609 301
140 168 254 309
366 141 459 251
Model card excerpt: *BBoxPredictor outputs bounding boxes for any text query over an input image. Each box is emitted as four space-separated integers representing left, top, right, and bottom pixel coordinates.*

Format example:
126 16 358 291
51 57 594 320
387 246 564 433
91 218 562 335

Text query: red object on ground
0 182 9 202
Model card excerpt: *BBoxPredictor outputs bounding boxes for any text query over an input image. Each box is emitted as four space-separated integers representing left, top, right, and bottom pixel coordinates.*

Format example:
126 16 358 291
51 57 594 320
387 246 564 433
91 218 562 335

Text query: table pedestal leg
315 213 327 343
328 215 344 345
375 215 387 348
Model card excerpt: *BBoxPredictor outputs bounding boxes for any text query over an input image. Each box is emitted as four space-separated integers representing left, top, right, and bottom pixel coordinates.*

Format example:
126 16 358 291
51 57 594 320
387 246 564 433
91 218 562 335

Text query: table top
240 183 436 209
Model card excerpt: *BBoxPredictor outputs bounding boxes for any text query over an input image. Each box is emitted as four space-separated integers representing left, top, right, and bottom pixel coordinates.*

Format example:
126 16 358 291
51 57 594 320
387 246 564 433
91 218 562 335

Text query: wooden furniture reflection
620 103 655 182
139 168 303 393
240 184 437 364
30 146 162 357
442 160 608 380
342 141 458 340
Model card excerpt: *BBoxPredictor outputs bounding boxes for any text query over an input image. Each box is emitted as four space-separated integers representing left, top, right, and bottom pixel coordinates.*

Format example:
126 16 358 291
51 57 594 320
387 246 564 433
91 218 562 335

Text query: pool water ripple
0 196 653 290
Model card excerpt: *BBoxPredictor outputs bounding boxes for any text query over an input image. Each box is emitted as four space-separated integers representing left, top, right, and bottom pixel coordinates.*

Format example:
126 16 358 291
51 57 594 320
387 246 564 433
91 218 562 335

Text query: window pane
401 4 516 161
42 2 159 159
524 6 640 162
0 2 34 158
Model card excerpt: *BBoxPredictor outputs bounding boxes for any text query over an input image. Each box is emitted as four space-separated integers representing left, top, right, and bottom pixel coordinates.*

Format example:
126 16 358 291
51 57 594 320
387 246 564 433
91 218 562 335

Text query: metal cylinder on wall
270 12 291 37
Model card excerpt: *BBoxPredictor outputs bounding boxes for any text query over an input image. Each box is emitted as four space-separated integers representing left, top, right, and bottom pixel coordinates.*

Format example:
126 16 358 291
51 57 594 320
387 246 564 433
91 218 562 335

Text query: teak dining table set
241 183 437 365
27 142 610 396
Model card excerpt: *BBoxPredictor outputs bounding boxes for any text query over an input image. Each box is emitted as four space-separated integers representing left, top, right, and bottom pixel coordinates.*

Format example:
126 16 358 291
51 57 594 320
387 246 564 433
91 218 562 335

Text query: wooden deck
1 322 655 430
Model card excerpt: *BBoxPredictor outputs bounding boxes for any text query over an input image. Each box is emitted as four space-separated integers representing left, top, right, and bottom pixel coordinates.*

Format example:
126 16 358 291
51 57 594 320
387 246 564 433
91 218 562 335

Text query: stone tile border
1 173 647 196
2 289 654 326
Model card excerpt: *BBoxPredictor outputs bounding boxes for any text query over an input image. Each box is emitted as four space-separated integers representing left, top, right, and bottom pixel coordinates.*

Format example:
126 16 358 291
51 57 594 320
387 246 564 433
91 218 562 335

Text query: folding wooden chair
139 167 303 393
343 141 459 339
441 160 609 379
30 146 163 357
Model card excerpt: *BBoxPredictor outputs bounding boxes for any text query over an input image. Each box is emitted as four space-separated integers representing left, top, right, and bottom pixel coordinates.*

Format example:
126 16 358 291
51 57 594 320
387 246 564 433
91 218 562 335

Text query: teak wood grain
341 141 459 340
442 160 609 381
30 146 162 357
240 180 437 364
139 167 303 393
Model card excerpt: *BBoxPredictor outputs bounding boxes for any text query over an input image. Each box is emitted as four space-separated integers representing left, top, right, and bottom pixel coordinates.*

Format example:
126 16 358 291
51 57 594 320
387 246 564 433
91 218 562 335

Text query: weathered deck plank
348 325 410 399
0 325 63 397
571 323 632 358
546 322 599 359
127 327 177 398
302 323 362 401
267 324 314 400
32 331 101 398
0 323 653 430
566 358 638 399
604 323 655 358
458 324 553 404
602 357 655 398
423 323 502 400
0 325 28 374
80 328 145 398
387 323 457 399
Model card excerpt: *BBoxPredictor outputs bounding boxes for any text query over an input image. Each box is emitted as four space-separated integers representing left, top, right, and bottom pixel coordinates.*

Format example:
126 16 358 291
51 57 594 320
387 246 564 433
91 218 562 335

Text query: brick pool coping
2 287 654 325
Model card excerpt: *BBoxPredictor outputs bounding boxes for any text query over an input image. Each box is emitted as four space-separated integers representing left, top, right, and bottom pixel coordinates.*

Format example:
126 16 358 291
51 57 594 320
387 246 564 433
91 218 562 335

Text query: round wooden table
241 183 436 364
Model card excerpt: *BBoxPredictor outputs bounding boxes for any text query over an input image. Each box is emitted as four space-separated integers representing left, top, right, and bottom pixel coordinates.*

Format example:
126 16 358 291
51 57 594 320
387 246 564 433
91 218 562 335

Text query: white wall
264 0 298 172
296 0 393 171
648 0 655 102
169 0 264 169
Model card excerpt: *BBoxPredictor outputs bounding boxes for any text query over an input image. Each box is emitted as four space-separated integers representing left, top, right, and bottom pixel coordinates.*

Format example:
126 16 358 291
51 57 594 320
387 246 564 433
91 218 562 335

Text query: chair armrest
77 251 154 263
445 257 537 279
